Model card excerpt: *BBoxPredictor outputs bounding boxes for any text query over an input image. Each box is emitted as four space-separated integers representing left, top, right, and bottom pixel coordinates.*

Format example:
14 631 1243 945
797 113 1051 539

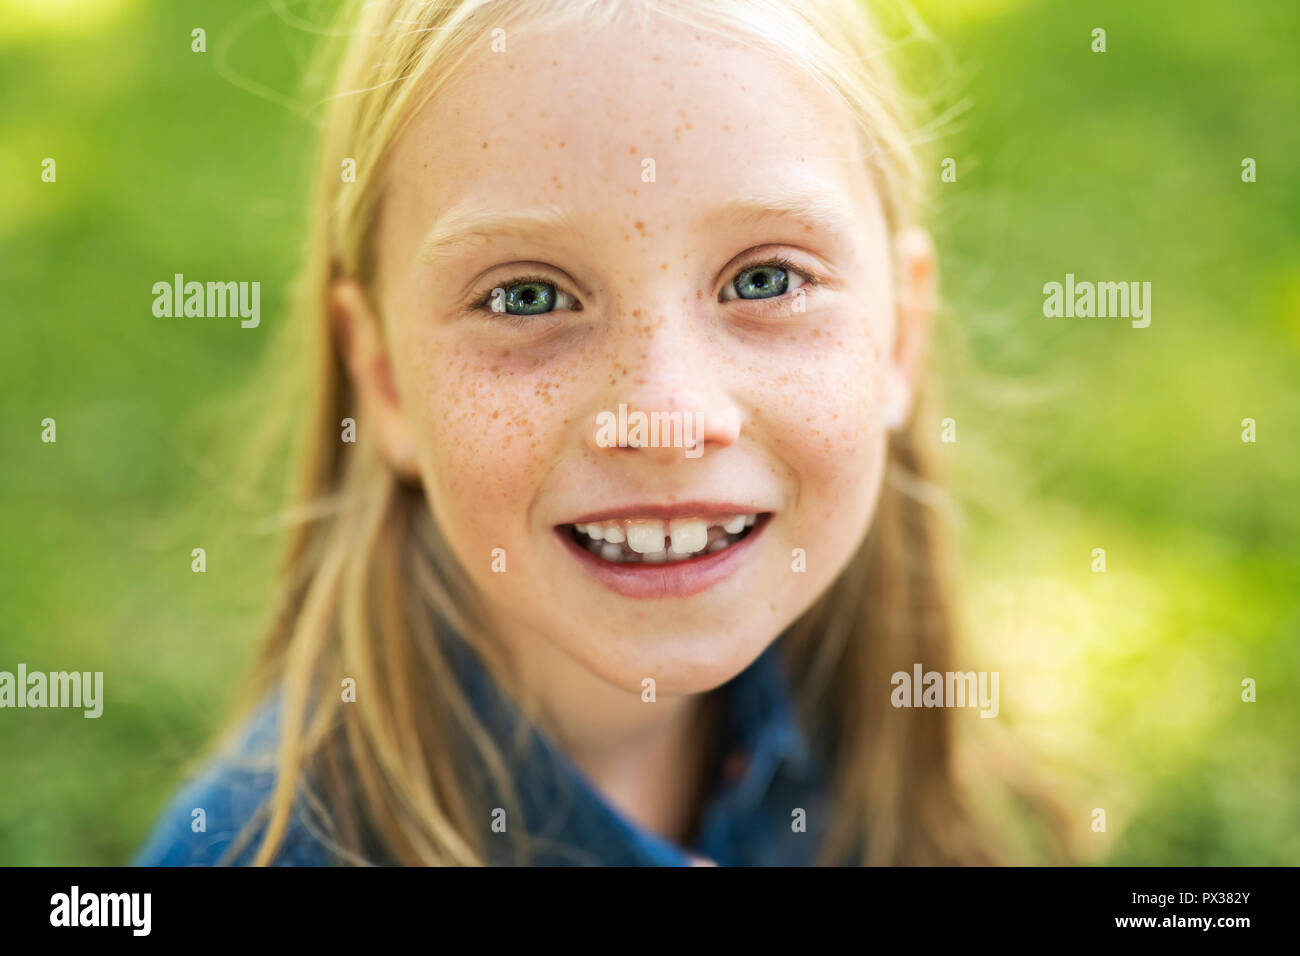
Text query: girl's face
341 16 931 697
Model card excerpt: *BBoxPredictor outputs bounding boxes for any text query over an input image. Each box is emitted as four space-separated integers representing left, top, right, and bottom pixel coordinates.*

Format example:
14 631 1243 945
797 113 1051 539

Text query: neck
487 615 726 844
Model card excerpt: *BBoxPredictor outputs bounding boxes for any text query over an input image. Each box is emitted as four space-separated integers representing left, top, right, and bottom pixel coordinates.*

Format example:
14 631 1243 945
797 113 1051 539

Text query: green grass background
1 0 1296 864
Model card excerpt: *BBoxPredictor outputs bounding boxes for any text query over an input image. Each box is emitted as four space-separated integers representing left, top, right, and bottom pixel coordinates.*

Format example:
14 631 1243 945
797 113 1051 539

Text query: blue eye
736 264 787 298
721 257 811 302
501 281 554 315
482 277 579 316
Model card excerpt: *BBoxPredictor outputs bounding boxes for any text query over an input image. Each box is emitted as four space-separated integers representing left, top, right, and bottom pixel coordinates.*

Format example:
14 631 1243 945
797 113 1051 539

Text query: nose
584 309 743 463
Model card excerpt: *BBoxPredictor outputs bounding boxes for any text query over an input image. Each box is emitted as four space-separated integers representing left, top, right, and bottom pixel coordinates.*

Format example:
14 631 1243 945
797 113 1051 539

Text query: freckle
634 221 645 232
695 289 703 300
491 410 499 420
722 124 730 132
629 145 637 154
480 142 487 149
661 262 668 270
558 141 566 148
685 122 693 130
624 234 631 241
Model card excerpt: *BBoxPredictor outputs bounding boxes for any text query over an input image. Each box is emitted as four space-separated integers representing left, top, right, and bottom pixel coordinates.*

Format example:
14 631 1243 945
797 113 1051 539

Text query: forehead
383 15 879 255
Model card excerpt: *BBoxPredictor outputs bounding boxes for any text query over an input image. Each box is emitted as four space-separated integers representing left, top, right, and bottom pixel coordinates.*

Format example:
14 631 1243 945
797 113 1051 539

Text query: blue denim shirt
132 635 832 866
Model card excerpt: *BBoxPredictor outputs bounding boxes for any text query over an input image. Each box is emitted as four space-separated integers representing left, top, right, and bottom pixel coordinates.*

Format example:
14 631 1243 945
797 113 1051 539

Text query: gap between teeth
574 514 758 563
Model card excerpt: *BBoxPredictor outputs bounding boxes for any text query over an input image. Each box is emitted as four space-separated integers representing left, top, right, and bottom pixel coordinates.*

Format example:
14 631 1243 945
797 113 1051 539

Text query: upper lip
559 501 771 525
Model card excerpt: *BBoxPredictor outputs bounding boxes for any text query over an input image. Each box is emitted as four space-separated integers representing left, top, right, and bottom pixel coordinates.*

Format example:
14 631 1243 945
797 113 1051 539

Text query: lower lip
554 515 771 599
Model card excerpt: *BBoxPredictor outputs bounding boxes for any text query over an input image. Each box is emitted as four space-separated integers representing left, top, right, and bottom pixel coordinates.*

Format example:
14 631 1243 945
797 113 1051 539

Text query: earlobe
329 278 420 481
330 280 387 396
888 227 937 429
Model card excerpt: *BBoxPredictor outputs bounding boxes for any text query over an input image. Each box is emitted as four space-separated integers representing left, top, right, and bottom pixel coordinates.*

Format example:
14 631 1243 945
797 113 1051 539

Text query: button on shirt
133 635 831 866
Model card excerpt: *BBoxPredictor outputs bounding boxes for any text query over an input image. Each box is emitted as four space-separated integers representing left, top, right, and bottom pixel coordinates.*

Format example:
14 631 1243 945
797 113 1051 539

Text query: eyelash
468 272 573 327
467 255 819 321
727 255 819 305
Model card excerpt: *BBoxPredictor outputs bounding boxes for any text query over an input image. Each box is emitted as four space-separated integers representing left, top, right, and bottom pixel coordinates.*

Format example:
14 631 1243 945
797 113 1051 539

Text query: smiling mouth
560 513 768 565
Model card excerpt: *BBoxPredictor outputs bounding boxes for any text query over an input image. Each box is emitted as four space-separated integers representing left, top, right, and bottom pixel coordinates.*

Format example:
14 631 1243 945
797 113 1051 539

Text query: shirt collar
439 628 821 865
720 636 817 780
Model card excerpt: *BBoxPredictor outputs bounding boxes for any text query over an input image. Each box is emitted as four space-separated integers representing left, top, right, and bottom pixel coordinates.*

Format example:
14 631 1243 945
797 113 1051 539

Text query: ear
330 278 420 481
882 227 936 430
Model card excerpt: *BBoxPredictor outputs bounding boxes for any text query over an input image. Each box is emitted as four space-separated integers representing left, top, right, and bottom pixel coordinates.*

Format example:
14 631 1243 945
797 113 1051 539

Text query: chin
567 624 784 697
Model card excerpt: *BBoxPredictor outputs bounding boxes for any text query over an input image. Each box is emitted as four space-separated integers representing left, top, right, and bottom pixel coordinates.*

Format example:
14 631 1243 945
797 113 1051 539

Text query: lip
562 501 767 525
554 512 772 599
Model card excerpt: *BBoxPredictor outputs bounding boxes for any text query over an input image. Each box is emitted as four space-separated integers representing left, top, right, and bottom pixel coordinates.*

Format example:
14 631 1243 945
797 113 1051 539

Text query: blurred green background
1 0 1296 865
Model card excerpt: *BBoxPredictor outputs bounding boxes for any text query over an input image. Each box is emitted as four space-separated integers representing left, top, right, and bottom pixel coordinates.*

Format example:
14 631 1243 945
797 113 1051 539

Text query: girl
135 0 1007 866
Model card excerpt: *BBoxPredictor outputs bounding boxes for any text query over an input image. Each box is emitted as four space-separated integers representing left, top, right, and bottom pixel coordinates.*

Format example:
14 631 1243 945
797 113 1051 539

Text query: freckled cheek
403 345 587 539
752 327 886 534
762 324 883 465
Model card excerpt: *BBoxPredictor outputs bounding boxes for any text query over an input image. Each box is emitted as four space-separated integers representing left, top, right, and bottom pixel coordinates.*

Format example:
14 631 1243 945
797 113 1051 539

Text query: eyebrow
415 181 853 268
416 202 583 267
718 184 853 237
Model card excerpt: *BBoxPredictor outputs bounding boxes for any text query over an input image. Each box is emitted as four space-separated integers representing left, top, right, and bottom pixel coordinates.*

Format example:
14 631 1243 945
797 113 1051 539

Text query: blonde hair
229 0 1025 866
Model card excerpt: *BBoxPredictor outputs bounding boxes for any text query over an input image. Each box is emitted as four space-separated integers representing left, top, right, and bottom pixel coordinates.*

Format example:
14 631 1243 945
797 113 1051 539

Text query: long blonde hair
228 0 1040 866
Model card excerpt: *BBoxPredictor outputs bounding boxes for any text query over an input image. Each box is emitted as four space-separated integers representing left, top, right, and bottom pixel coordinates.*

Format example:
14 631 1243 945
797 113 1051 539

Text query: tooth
642 549 667 563
626 522 666 555
669 519 708 554
722 515 746 534
708 538 729 552
603 524 625 544
575 523 587 534
600 542 624 562
744 514 756 527
585 522 606 541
